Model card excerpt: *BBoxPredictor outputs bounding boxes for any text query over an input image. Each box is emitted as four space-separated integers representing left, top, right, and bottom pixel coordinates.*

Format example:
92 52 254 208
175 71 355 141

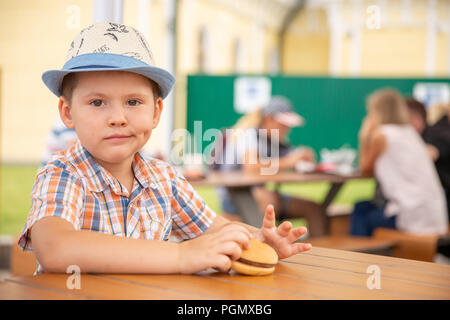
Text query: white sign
413 82 450 107
234 77 271 114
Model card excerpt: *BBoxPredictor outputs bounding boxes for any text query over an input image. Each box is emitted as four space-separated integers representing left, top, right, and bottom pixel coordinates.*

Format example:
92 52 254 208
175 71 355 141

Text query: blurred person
213 96 326 237
427 102 450 126
422 103 450 220
405 97 440 160
406 98 427 135
405 98 449 219
41 117 78 166
350 88 447 237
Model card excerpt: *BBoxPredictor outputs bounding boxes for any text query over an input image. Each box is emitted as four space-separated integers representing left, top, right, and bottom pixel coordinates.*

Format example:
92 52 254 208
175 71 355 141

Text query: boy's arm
205 214 259 236
32 215 251 274
31 216 181 273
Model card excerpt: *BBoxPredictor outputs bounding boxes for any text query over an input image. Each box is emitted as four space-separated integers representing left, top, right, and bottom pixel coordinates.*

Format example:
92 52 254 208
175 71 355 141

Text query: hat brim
42 53 175 99
273 112 304 127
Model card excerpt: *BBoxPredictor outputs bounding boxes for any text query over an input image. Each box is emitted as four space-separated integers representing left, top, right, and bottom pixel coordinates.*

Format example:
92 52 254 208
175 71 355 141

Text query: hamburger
231 239 278 276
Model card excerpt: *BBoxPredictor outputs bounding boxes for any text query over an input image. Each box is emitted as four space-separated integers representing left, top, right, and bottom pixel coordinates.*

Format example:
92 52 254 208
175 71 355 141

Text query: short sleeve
169 167 216 240
18 167 85 251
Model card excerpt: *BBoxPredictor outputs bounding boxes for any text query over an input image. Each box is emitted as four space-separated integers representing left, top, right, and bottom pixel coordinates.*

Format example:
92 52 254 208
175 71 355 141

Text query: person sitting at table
214 96 327 238
350 88 448 237
19 22 312 275
405 98 449 219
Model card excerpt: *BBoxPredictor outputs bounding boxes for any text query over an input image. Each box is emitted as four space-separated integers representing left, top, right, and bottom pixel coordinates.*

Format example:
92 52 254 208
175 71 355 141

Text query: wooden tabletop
1 246 449 300
188 170 364 188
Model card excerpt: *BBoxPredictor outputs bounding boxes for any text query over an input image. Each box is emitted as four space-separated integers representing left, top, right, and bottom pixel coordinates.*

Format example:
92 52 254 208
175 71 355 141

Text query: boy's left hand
255 205 312 259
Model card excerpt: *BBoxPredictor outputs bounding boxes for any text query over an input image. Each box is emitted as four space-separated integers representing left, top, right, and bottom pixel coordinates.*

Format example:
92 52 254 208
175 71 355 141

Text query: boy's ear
58 96 75 129
152 97 164 129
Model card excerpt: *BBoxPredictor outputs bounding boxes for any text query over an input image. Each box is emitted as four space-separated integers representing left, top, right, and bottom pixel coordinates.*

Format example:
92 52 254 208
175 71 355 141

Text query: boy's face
59 71 163 167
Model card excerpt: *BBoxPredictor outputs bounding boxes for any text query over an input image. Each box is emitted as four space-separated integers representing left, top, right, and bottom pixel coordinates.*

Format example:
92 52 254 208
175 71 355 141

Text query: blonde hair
367 88 410 125
232 108 263 131
427 102 450 125
228 108 263 143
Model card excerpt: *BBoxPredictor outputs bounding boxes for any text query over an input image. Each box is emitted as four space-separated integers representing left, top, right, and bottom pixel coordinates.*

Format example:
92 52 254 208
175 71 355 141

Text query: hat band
62 52 150 71
70 65 117 70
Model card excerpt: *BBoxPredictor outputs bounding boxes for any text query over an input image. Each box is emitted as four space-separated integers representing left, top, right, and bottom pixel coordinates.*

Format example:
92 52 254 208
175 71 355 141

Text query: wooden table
189 170 365 229
2 247 449 300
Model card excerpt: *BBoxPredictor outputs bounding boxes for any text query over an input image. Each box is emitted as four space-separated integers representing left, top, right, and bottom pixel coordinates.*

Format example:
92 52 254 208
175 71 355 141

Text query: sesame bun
231 239 278 276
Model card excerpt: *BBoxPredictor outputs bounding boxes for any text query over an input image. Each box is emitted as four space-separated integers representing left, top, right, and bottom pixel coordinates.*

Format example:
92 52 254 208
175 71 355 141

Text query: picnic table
189 170 366 229
1 246 449 300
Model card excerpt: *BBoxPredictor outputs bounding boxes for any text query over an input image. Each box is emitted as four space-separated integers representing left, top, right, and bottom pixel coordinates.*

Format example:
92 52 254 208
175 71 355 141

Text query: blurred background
0 0 449 252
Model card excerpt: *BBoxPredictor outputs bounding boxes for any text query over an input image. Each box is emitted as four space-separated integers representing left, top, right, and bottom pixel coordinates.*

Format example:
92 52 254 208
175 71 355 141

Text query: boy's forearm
40 229 181 274
206 215 259 238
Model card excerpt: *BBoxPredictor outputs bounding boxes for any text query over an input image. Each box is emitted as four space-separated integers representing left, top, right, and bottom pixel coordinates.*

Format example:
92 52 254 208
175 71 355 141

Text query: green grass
0 165 38 235
0 165 375 235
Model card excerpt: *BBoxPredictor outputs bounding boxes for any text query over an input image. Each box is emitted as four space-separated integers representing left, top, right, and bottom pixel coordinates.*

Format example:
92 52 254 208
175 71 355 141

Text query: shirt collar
68 141 158 194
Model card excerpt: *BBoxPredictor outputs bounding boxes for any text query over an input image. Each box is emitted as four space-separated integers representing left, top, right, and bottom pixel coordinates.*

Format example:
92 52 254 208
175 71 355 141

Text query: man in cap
217 96 327 237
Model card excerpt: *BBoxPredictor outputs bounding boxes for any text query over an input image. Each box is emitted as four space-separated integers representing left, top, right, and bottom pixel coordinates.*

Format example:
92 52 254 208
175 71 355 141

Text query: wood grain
2 246 449 300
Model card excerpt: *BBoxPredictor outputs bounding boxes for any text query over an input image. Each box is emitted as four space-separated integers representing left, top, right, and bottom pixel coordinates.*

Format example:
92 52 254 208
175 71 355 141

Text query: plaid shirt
19 141 216 265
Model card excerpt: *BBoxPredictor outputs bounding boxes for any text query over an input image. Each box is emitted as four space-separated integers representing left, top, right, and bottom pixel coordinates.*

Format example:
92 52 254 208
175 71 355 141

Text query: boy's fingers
220 231 250 249
213 254 232 273
292 242 312 254
289 226 308 242
219 241 242 261
262 204 276 229
277 221 292 237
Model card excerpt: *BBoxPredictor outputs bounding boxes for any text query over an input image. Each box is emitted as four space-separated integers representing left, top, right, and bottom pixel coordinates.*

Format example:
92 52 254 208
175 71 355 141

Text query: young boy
18 22 311 274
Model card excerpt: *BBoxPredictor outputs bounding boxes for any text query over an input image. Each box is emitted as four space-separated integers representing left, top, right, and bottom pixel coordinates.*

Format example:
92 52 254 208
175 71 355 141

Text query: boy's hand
255 205 312 259
178 223 252 274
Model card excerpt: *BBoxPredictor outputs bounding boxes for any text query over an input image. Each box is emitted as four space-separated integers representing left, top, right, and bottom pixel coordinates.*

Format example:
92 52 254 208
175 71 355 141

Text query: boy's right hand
178 223 252 274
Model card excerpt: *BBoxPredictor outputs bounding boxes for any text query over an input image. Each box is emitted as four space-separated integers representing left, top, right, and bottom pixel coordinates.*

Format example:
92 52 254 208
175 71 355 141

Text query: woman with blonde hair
351 88 448 236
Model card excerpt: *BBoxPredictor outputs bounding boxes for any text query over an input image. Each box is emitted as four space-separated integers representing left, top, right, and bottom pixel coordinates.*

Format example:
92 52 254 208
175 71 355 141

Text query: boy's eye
127 99 141 106
90 99 104 107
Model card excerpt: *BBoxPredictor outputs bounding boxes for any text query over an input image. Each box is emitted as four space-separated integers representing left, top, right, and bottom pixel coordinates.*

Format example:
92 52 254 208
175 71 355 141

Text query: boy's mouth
105 134 133 141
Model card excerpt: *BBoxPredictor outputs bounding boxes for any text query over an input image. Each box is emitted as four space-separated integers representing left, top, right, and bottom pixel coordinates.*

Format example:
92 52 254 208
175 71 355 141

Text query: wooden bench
326 204 352 236
373 227 450 262
322 205 450 263
308 235 396 256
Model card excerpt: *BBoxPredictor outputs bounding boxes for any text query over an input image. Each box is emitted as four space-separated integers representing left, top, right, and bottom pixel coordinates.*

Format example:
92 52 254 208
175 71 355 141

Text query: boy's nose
108 106 128 127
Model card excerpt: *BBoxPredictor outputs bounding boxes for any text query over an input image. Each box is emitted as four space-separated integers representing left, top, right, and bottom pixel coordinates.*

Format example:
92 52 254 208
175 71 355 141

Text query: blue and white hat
42 22 175 99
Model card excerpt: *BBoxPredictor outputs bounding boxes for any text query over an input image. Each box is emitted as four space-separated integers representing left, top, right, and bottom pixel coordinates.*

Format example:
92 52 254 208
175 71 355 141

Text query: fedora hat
42 22 175 99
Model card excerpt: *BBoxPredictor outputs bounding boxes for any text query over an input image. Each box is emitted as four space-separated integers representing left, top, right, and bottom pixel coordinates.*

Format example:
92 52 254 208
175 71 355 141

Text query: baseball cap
262 96 304 127
42 22 175 99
